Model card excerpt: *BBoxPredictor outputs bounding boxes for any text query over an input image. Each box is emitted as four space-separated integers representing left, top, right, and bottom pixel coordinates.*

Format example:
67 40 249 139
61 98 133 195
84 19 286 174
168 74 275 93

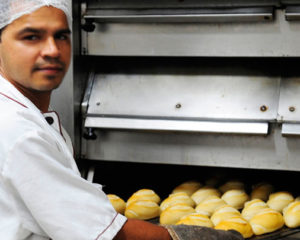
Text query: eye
23 35 40 41
55 33 70 41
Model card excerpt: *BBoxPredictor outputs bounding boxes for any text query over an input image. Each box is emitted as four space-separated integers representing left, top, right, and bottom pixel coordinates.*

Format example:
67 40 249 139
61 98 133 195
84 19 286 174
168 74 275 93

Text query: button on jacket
0 76 126 240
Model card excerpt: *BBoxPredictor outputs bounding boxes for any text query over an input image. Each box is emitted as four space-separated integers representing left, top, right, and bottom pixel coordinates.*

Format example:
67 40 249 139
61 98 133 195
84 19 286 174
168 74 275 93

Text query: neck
8 80 51 113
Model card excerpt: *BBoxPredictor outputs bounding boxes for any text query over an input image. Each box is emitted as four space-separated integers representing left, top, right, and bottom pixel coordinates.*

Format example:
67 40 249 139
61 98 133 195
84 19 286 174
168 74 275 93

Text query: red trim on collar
0 91 28 108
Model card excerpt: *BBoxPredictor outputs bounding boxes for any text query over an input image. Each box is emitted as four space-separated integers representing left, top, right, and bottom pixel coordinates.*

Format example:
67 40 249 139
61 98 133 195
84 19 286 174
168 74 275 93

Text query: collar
0 75 63 135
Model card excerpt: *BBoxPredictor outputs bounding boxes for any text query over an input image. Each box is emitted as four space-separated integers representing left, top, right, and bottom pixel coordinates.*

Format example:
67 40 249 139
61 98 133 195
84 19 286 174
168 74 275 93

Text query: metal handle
83 7 274 24
85 117 269 135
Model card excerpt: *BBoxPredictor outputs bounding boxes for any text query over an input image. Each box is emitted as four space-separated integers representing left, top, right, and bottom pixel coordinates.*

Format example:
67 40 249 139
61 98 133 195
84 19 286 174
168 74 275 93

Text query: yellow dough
160 203 195 225
215 216 254 238
172 180 202 196
267 191 294 212
249 208 284 235
127 189 161 206
160 192 195 211
107 194 126 215
125 200 160 220
191 187 221 205
176 213 214 228
195 196 227 217
211 205 241 226
241 199 269 221
250 182 274 201
283 201 300 228
221 189 249 210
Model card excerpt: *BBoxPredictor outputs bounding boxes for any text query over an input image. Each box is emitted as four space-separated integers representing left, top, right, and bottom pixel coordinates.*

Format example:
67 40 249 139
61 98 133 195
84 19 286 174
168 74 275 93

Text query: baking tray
148 218 300 240
250 227 300 240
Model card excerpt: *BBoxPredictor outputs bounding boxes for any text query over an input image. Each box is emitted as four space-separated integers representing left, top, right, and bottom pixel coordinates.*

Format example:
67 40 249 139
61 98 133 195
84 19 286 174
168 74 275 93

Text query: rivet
260 105 268 112
289 106 296 112
176 103 182 109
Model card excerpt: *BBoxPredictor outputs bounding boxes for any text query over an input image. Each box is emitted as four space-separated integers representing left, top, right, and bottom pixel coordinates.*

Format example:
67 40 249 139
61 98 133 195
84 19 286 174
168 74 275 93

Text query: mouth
33 65 64 75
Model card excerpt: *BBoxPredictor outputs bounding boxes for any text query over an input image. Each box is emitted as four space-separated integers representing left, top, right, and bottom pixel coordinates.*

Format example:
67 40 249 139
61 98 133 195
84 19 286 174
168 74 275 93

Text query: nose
41 37 60 58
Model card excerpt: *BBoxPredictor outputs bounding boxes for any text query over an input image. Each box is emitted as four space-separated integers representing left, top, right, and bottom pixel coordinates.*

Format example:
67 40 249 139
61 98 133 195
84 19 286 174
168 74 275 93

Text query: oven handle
84 117 269 135
83 7 273 24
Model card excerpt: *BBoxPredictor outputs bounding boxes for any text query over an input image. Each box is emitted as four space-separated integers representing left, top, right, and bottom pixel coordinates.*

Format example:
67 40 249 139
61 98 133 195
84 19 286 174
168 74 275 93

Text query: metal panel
87 74 280 121
278 77 300 122
82 124 300 171
84 10 300 57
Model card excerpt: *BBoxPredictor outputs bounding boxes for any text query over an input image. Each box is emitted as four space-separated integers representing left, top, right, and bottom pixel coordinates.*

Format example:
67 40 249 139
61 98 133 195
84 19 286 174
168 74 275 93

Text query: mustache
32 59 66 71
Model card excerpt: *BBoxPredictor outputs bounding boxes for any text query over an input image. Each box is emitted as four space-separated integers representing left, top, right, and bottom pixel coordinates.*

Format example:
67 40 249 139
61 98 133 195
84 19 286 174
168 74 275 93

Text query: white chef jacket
0 75 127 240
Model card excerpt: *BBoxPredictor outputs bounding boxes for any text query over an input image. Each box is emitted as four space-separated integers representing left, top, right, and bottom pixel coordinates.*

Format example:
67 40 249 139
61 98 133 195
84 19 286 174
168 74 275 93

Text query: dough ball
249 208 284 235
283 201 300 228
195 196 226 217
191 187 221 205
160 203 195 225
241 199 268 221
176 213 214 228
267 191 294 212
211 205 241 226
172 180 202 196
160 192 195 211
127 189 161 206
125 200 160 220
107 194 126 215
221 189 249 210
219 180 245 194
250 182 274 201
215 216 253 239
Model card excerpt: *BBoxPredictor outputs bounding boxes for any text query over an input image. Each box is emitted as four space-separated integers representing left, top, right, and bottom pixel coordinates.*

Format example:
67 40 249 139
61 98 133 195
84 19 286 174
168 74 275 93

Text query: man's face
0 6 71 92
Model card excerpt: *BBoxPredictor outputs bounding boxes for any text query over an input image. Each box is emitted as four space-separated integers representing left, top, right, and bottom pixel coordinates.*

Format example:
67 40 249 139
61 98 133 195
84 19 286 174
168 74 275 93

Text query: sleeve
2 130 127 240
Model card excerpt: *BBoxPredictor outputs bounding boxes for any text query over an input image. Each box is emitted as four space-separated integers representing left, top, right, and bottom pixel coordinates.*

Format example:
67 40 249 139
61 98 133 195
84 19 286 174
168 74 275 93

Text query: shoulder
0 98 51 158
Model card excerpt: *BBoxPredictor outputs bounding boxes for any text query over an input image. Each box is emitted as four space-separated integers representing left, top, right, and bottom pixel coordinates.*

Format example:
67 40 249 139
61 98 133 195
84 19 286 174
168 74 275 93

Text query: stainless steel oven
69 0 300 238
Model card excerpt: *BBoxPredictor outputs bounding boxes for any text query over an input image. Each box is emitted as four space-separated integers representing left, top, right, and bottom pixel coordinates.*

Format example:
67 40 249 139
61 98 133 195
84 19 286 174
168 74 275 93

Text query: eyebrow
16 27 71 36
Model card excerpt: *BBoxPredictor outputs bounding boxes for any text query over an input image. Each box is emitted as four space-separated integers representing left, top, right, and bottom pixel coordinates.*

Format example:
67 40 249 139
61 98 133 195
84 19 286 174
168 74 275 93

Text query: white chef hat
0 0 71 29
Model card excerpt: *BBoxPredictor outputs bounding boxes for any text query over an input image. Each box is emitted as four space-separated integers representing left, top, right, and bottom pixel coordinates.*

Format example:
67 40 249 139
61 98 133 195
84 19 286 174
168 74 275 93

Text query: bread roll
176 213 214 228
221 189 249 210
283 201 300 228
127 189 161 206
267 191 294 212
249 208 284 235
215 216 253 238
250 182 274 201
160 203 195 225
107 194 126 215
219 180 245 194
191 187 221 205
211 205 241 226
125 200 160 220
195 196 227 217
241 199 268 221
160 192 195 211
172 180 202 196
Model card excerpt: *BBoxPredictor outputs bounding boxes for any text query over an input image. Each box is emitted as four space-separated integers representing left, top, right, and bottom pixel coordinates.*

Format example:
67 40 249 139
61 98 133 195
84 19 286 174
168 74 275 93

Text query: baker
0 1 244 239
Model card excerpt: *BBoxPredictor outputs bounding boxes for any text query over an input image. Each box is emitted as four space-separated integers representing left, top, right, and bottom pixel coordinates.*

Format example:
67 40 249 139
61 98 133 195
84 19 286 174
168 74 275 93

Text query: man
0 1 244 240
